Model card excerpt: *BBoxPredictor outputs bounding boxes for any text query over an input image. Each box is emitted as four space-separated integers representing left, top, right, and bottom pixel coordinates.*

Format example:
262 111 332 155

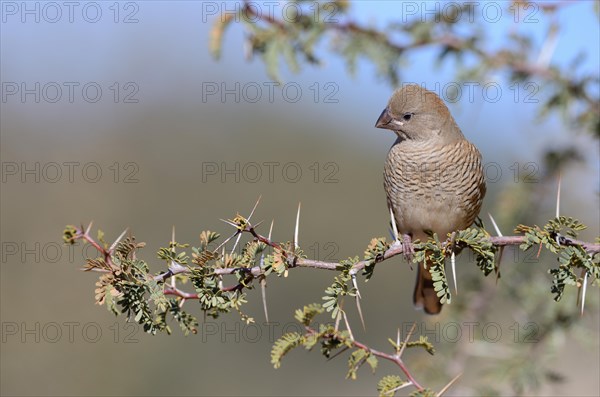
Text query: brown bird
375 84 486 314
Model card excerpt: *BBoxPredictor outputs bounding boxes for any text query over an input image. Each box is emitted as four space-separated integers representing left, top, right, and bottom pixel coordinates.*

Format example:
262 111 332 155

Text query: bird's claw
402 234 414 264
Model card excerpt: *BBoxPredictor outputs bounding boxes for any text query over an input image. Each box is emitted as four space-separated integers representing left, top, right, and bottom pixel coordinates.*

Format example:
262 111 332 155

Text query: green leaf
377 375 404 397
271 332 304 368
294 303 324 325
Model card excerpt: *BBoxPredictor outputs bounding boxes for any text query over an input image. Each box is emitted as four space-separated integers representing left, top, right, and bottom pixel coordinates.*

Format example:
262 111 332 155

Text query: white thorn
248 195 262 221
581 270 588 316
171 225 177 287
294 202 301 250
390 206 399 242
214 230 239 252
398 323 415 358
556 174 562 219
171 225 176 251
488 213 503 236
261 278 269 323
230 232 242 255
352 275 365 331
396 328 401 351
85 221 94 236
437 372 463 397
109 228 129 252
260 220 274 268
536 23 558 68
390 382 413 393
351 275 361 299
268 219 274 240
342 310 354 341
219 218 238 228
218 247 225 290
451 251 458 295
334 308 342 332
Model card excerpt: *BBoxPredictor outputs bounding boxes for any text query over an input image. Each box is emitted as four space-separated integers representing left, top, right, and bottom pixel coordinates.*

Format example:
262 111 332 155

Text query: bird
375 84 486 314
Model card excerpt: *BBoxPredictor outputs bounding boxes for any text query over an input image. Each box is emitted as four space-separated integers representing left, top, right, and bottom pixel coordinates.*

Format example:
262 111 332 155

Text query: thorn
219 218 238 228
488 213 503 237
390 382 413 393
390 206 399 242
398 323 415 358
171 226 176 288
109 228 129 252
581 270 588 316
326 346 350 362
352 275 366 331
451 251 458 295
294 202 301 250
230 231 242 255
261 278 269 323
556 174 562 219
488 213 504 283
259 220 274 268
437 372 463 397
334 304 342 332
230 198 264 255
260 220 274 267
248 195 262 221
396 328 401 353
536 20 558 68
268 219 274 240
342 310 354 341
351 275 362 300
85 221 94 236
214 230 239 252
171 226 176 251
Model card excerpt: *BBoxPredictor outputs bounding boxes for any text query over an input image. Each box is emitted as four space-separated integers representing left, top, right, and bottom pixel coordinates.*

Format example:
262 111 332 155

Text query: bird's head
375 84 464 142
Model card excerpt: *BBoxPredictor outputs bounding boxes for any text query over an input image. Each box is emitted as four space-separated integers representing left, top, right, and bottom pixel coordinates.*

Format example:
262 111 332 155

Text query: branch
306 325 424 390
155 228 599 282
226 1 599 132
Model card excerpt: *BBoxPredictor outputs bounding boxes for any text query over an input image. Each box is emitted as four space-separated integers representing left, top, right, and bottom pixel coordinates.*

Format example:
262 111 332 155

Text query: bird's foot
402 234 414 265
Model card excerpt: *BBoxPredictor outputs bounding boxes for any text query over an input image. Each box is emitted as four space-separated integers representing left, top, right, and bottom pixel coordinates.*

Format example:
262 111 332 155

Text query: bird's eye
403 113 412 121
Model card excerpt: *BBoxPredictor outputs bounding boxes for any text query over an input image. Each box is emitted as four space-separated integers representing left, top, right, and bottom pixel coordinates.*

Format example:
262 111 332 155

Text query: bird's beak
375 107 403 130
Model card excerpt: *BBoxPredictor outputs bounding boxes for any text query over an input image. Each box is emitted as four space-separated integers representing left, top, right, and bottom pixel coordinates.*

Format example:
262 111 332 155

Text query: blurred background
1 1 599 396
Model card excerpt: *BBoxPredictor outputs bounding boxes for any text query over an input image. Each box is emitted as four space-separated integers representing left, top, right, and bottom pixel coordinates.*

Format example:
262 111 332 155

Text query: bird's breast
383 139 486 239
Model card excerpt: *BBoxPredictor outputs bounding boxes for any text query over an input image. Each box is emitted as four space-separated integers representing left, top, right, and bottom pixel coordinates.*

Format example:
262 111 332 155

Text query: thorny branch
69 221 599 300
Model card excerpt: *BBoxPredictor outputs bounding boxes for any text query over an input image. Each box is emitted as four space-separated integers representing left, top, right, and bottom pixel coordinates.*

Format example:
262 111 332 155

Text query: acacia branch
69 222 598 290
305 325 424 391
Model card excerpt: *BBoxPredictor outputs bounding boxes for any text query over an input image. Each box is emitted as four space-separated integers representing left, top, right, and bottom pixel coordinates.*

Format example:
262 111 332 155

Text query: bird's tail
413 259 442 315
